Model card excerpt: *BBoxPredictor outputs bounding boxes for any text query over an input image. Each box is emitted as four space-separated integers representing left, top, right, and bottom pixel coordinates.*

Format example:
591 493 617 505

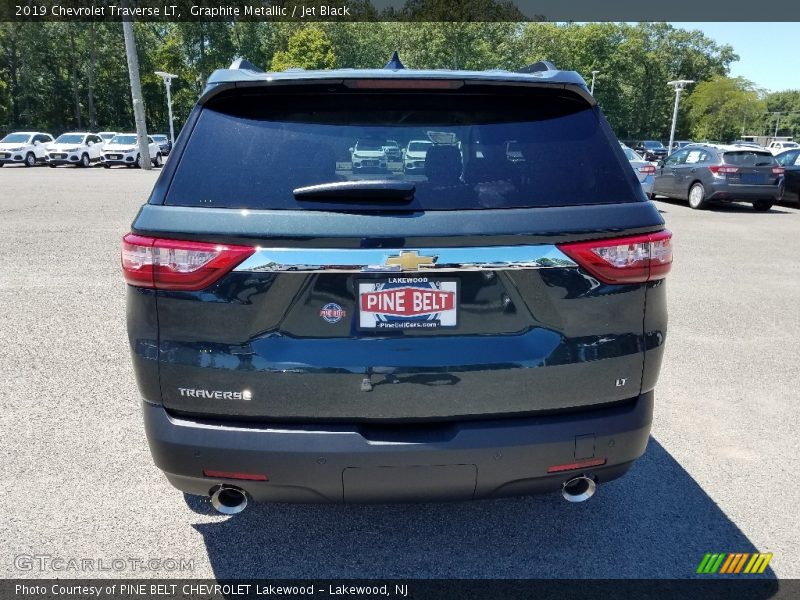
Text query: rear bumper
143 391 653 503
707 182 782 201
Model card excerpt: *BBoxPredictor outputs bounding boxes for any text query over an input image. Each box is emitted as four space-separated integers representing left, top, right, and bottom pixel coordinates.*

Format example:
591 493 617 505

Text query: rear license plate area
343 465 477 502
357 277 458 330
740 173 767 184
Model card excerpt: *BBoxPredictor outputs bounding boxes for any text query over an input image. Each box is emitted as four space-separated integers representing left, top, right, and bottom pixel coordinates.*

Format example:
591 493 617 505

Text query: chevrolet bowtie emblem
385 251 437 271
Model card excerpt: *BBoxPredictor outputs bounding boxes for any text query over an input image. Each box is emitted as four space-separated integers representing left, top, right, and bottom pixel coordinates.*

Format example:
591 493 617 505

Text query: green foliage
687 76 766 142
0 21 796 143
764 90 800 138
518 22 737 140
271 27 337 71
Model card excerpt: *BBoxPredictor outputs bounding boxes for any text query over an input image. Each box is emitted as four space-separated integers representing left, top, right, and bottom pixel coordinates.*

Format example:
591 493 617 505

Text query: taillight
121 234 255 291
638 165 656 175
558 230 673 284
772 167 785 175
708 165 739 175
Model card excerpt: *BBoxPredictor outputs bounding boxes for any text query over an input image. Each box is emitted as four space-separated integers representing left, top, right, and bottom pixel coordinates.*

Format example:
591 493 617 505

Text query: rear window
165 89 641 211
723 151 777 166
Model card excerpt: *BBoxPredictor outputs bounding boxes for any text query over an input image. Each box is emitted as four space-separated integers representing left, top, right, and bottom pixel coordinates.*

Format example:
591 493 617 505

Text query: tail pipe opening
210 485 248 515
561 475 597 503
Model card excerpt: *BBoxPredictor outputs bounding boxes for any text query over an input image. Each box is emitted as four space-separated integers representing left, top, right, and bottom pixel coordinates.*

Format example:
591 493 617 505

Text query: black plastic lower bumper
143 391 653 503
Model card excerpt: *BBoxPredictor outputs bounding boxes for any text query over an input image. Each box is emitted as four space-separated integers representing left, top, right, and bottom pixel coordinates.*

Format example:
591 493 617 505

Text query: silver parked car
621 144 655 197
652 144 783 211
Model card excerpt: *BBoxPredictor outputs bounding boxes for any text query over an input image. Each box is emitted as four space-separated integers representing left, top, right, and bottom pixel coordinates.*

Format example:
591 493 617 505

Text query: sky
672 23 799 92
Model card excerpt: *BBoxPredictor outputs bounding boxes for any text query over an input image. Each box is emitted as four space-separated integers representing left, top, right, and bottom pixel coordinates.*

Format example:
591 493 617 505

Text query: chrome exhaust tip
210 485 248 515
561 475 596 503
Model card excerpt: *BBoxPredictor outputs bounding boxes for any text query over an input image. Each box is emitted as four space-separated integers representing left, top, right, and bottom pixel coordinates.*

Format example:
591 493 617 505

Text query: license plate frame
357 277 459 330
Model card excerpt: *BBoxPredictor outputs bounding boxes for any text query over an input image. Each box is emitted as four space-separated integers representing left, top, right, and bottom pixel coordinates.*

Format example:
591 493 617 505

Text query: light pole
772 112 783 140
667 80 694 154
122 19 151 170
590 70 600 95
155 71 178 146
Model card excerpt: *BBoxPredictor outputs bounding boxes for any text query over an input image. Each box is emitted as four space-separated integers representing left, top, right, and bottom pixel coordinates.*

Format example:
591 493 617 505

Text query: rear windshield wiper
293 180 415 202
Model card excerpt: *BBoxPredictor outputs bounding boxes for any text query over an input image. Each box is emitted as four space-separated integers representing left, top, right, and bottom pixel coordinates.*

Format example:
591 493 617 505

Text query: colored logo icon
697 552 772 574
320 303 346 323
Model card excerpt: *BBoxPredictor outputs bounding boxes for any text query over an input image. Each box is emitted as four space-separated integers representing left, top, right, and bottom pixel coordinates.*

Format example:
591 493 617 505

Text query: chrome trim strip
233 245 577 273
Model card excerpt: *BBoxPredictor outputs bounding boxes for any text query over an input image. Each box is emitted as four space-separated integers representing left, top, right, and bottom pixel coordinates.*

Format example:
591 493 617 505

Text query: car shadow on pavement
190 437 776 581
652 197 792 214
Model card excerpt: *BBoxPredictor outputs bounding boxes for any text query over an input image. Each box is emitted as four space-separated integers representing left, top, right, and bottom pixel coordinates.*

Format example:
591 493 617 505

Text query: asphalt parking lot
1 166 798 580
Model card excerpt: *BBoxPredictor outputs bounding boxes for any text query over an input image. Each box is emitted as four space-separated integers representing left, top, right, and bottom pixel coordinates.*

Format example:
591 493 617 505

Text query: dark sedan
775 149 800 205
635 140 668 161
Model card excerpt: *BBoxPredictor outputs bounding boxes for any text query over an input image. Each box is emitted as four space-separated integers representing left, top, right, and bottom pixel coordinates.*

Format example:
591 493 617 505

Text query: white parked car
767 140 799 155
101 134 162 168
98 131 119 144
620 143 656 198
47 132 105 167
381 139 402 162
403 140 433 173
350 139 388 173
0 132 54 167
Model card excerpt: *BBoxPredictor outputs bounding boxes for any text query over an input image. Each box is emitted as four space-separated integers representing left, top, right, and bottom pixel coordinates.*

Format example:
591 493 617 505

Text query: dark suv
123 58 672 513
635 140 669 162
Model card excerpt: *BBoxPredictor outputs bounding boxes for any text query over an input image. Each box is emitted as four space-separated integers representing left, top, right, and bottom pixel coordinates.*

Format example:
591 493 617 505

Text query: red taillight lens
203 469 268 481
547 458 607 473
638 165 656 175
558 230 673 284
708 165 739 175
121 234 255 291
772 167 785 175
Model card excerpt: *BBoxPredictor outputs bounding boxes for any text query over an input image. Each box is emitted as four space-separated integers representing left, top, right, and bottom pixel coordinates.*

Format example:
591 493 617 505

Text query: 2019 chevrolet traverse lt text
123 57 672 513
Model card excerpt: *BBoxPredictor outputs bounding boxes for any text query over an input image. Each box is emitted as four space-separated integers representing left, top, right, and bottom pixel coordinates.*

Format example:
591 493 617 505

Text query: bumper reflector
203 469 269 481
547 458 607 473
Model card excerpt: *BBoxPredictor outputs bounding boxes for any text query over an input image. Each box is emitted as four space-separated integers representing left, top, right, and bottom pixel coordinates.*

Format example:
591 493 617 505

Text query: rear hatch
722 150 782 186
130 80 666 422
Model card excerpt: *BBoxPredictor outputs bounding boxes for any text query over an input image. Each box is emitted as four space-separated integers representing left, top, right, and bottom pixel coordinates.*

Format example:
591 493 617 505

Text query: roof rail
229 58 264 73
384 51 406 70
517 60 557 74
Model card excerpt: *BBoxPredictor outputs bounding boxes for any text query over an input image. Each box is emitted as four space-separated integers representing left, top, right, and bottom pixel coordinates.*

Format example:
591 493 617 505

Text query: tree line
1 21 798 142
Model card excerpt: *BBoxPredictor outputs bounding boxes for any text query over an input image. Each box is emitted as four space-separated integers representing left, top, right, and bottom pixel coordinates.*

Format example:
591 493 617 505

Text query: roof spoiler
517 60 557 74
229 58 264 73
